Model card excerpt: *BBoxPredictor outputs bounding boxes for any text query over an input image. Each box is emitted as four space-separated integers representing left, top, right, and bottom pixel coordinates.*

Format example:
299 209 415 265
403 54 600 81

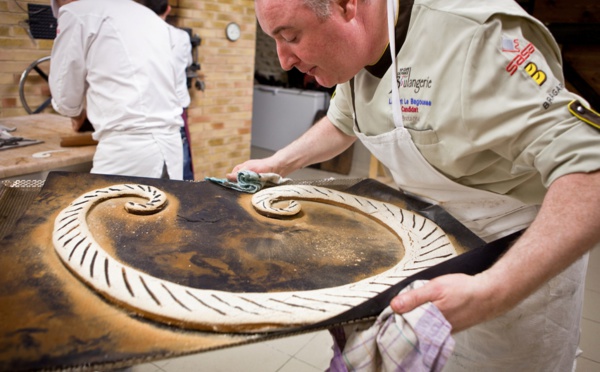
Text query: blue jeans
181 125 194 181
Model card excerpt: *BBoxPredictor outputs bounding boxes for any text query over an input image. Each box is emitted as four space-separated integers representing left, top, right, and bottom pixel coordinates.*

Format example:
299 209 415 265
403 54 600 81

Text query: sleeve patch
569 100 600 130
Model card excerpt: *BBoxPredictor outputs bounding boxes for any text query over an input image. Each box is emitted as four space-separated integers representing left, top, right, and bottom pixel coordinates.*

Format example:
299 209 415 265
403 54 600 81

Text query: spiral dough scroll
53 184 457 332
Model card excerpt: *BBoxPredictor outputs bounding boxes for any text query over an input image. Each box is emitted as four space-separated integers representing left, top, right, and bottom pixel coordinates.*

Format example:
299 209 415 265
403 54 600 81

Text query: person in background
136 0 195 180
49 0 184 180
228 0 600 370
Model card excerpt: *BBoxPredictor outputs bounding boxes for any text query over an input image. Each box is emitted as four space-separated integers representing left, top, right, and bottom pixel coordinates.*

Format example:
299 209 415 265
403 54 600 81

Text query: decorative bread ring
53 184 457 332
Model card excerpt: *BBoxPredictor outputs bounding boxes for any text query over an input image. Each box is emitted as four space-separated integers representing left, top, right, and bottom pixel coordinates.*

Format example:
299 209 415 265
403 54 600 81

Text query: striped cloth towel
328 280 454 372
205 170 291 193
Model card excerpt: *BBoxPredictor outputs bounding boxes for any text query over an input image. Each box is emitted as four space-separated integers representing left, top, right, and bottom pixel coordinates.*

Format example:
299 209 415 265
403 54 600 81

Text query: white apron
349 1 589 369
355 116 588 372
92 130 183 180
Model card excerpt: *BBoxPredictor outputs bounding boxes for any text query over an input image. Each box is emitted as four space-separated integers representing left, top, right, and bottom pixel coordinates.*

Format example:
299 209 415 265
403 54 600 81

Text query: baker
136 0 195 180
228 0 600 370
49 0 184 180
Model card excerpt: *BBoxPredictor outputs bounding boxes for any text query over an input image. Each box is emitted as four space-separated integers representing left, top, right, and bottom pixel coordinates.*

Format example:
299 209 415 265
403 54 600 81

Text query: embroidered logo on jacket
502 38 520 53
525 62 547 86
394 67 433 94
543 83 563 109
503 38 547 86
387 67 435 124
505 42 535 76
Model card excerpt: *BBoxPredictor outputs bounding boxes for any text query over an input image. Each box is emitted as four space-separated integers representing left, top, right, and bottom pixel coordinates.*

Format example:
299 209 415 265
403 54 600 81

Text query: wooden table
0 114 95 180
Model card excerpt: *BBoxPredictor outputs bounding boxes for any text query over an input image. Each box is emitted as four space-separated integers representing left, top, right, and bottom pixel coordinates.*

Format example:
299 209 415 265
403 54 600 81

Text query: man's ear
165 4 172 17
335 0 358 20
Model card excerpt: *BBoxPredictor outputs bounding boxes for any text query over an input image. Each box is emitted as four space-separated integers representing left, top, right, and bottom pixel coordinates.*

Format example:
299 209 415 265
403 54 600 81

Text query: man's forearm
390 170 600 331
480 170 600 318
269 116 356 176
70 110 87 132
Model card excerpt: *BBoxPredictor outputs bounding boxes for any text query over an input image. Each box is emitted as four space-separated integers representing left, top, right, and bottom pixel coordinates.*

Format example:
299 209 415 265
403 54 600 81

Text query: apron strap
349 77 361 132
387 0 404 129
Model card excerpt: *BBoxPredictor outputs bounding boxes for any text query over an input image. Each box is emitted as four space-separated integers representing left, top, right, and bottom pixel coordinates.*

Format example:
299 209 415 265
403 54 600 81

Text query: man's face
256 0 365 88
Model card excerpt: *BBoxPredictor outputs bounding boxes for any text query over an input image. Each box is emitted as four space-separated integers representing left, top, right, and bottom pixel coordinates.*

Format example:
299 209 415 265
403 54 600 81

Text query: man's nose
277 43 300 71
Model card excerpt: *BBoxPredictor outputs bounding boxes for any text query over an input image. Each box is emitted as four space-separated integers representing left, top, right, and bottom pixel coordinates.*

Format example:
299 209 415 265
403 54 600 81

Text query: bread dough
53 183 458 332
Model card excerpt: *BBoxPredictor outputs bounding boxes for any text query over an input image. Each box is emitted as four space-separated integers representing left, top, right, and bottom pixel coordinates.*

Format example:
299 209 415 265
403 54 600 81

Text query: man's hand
71 110 87 132
391 171 600 334
226 157 282 181
226 117 356 182
390 272 505 333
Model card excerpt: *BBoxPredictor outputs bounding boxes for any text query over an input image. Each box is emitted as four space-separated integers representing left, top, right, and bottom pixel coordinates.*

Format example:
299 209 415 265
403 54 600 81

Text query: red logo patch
506 43 535 76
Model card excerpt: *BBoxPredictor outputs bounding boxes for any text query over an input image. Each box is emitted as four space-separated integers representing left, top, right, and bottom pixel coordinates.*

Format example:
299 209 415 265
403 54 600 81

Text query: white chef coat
49 0 183 180
168 24 193 109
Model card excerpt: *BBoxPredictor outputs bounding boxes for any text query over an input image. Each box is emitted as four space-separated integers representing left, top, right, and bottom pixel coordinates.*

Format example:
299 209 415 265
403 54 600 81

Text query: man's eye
281 33 297 43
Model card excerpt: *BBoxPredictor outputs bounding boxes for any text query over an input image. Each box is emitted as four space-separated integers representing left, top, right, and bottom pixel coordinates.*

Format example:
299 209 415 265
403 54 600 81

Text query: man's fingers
225 164 243 180
390 282 435 313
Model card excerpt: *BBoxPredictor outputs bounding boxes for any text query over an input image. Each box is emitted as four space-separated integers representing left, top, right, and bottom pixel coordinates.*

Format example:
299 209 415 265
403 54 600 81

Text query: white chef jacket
49 0 183 180
168 24 193 109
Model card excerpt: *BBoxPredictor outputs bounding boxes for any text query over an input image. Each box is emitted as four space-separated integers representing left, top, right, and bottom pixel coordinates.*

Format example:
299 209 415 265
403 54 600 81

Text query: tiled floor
130 146 600 372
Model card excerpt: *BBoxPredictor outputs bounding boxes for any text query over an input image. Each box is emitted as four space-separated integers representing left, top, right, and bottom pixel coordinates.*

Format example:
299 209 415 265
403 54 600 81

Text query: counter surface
0 114 95 179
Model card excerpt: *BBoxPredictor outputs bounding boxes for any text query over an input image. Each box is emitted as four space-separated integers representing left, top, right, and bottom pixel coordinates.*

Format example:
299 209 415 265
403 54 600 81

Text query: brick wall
174 0 256 179
0 0 257 180
0 0 54 117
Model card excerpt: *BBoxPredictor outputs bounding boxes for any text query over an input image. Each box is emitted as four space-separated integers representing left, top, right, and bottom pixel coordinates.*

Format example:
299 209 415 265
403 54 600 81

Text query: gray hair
303 0 332 18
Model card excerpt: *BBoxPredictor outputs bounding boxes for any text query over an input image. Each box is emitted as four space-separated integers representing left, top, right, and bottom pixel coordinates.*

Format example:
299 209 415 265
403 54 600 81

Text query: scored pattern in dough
52 184 457 332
